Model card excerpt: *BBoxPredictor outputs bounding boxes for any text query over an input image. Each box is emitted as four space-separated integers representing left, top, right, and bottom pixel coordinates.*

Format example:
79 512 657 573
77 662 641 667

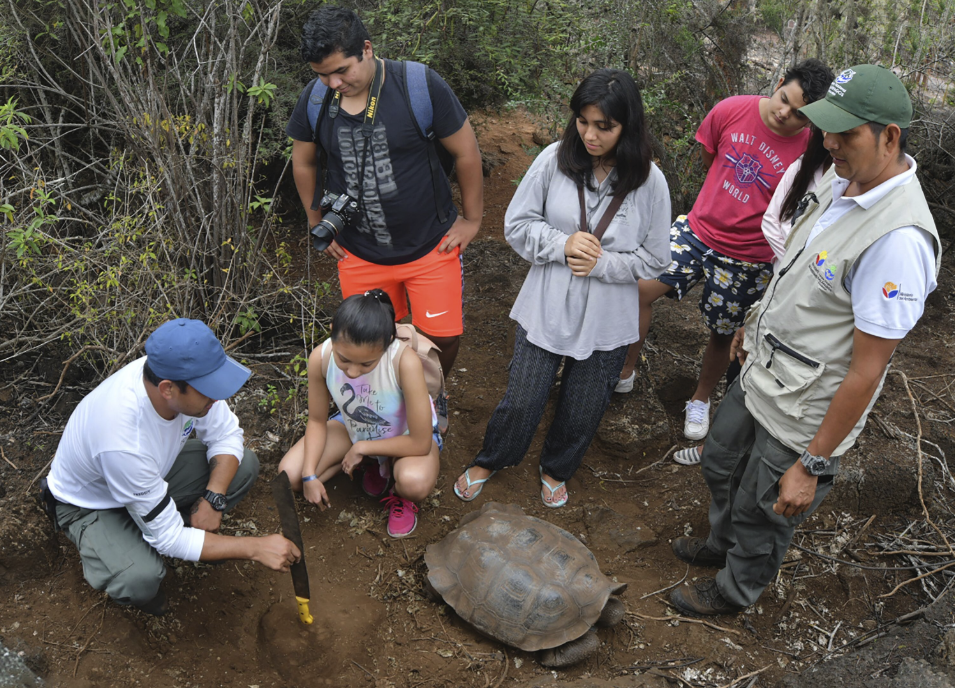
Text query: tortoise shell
424 502 617 652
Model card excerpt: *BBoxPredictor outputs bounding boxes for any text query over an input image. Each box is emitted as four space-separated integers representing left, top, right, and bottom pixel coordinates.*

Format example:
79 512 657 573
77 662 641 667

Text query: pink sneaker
381 493 418 538
362 460 391 497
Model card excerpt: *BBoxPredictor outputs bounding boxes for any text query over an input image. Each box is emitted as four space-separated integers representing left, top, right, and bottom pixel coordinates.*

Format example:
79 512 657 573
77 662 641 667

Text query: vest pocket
748 331 825 419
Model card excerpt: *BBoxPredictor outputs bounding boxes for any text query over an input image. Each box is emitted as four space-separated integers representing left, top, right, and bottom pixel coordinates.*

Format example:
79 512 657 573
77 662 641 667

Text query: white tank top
323 338 408 444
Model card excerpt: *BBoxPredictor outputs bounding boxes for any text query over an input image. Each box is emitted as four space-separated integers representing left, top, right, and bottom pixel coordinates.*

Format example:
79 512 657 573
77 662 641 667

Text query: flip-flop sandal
539 466 568 508
674 446 702 466
453 467 497 502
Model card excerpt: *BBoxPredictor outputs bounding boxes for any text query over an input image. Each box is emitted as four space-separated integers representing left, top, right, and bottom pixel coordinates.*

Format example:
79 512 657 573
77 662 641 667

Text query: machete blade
271 470 313 623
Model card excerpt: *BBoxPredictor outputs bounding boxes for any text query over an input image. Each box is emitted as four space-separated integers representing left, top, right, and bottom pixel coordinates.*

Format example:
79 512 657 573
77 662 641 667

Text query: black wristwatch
203 490 228 512
799 449 829 477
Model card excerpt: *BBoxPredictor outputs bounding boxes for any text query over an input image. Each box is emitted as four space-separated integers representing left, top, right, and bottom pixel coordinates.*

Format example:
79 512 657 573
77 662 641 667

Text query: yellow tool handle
295 596 314 624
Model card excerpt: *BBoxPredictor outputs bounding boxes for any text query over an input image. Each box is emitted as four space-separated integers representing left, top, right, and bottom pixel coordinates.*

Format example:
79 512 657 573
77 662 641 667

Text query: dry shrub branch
0 0 321 384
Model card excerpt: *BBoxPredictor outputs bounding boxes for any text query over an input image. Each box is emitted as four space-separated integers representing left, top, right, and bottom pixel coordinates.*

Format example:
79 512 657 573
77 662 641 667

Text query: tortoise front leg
538 628 599 667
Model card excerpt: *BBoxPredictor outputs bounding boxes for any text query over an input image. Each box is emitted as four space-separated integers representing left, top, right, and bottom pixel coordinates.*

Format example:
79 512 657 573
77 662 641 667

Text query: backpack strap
402 61 449 224
392 338 407 388
306 77 330 135
306 78 334 213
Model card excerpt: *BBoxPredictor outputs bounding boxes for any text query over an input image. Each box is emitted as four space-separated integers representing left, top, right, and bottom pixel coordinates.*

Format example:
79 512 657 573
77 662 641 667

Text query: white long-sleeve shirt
48 357 246 561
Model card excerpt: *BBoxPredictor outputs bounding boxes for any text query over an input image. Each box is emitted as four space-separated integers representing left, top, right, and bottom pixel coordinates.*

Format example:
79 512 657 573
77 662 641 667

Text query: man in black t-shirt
287 6 483 373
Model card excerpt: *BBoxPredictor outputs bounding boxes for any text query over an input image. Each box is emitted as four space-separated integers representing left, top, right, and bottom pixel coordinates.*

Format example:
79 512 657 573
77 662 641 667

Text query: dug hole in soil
3 109 955 688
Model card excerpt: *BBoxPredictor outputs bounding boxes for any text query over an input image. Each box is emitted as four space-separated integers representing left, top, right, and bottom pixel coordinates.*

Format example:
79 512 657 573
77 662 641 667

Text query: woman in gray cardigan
454 69 672 507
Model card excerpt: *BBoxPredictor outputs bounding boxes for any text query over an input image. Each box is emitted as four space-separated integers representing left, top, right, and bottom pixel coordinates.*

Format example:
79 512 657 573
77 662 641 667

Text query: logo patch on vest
808 250 838 292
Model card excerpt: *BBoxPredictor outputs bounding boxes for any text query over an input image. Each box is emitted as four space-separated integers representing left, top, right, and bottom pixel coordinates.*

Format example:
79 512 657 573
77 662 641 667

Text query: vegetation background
1 0 954 386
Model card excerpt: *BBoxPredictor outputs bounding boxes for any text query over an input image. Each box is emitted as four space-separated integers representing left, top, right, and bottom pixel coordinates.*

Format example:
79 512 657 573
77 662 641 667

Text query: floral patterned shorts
657 216 773 335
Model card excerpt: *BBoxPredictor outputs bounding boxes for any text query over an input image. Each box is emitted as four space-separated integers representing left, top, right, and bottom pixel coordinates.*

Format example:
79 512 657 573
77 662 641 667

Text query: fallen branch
878 370 955 598
38 345 117 403
789 542 955 570
627 656 703 671
350 660 375 680
72 604 106 677
629 610 740 635
716 665 770 688
491 649 508 688
843 515 876 554
1 445 18 470
880 560 955 598
641 565 689 600
224 328 258 352
807 607 926 666
26 457 55 494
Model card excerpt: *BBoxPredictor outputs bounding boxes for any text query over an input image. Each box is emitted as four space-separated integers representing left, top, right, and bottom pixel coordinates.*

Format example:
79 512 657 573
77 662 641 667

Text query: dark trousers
702 382 836 606
471 325 627 482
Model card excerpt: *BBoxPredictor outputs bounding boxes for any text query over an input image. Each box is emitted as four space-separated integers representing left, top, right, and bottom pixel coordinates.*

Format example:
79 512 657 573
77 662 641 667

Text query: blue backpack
306 60 454 223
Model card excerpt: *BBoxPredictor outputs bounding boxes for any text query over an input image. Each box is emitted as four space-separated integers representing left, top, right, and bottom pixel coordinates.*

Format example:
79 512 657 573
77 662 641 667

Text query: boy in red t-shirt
617 60 834 445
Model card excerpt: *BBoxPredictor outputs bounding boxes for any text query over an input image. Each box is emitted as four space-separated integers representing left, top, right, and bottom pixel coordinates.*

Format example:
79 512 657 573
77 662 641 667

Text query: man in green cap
668 65 941 615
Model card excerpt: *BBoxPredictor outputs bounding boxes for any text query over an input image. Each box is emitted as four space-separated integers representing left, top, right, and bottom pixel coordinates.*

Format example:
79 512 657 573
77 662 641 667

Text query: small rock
942 629 955 667
0 641 42 687
891 657 955 688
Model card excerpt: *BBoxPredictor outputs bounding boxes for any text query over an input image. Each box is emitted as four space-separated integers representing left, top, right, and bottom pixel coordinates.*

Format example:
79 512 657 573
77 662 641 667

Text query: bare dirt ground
2 109 955 688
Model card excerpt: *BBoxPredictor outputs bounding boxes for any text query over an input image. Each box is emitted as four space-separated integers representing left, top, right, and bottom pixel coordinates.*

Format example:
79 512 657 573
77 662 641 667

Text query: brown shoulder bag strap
577 183 625 242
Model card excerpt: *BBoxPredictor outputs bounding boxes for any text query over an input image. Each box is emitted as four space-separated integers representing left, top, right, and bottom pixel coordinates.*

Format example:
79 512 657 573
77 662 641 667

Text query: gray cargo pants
701 382 836 607
54 440 259 607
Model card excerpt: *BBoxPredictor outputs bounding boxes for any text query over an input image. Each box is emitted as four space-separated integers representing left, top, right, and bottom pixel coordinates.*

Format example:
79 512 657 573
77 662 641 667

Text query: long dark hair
779 127 832 223
331 289 396 350
557 69 653 195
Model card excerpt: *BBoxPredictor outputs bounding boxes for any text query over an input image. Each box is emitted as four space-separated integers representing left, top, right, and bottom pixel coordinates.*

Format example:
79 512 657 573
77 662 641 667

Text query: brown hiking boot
670 578 743 616
671 536 726 567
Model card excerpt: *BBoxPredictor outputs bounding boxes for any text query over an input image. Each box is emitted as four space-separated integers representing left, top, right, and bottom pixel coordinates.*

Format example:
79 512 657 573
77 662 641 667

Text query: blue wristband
302 474 318 483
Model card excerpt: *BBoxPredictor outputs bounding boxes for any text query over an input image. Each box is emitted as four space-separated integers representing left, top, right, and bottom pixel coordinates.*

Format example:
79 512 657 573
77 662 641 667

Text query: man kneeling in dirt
41 319 300 615
669 65 940 615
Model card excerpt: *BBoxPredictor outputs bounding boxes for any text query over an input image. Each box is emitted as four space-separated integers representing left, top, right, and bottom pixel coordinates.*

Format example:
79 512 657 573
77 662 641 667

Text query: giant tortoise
424 502 626 667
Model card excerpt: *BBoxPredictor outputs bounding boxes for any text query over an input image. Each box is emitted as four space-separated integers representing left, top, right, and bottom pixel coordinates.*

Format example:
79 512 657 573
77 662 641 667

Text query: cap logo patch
835 69 856 84
828 68 856 97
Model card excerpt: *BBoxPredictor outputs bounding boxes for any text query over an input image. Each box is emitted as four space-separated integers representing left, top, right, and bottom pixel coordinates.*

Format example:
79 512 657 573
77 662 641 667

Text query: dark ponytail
779 127 832 224
331 289 397 349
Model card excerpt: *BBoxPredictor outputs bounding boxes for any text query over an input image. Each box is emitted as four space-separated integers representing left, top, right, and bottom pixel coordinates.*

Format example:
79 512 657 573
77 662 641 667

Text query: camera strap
327 58 384 214
327 57 383 132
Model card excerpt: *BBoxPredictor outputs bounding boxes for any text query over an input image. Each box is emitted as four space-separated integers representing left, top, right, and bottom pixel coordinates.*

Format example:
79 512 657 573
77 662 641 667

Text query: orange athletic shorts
337 244 464 337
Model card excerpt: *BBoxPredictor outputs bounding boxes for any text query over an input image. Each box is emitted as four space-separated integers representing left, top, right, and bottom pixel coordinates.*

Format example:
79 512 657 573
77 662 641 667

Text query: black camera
310 192 360 251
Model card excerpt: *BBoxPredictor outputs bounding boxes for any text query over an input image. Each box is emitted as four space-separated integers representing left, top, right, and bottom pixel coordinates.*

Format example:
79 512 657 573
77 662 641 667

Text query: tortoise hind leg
595 596 626 627
538 629 599 668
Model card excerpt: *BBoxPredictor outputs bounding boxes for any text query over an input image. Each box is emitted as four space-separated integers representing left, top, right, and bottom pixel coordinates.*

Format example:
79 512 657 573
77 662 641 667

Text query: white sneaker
683 399 710 440
614 371 636 394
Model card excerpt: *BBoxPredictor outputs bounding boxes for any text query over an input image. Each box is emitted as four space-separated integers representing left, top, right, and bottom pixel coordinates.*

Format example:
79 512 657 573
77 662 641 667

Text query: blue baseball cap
145 319 251 399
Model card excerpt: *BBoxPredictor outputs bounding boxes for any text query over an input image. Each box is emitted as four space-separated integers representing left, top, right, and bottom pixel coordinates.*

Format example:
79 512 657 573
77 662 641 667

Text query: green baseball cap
799 64 912 133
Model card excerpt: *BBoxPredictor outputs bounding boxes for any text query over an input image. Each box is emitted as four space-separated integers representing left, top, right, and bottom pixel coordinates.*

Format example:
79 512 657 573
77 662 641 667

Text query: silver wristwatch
799 449 829 477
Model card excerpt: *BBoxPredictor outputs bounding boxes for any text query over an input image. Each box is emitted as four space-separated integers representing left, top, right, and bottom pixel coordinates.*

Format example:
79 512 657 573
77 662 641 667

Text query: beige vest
741 165 940 457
